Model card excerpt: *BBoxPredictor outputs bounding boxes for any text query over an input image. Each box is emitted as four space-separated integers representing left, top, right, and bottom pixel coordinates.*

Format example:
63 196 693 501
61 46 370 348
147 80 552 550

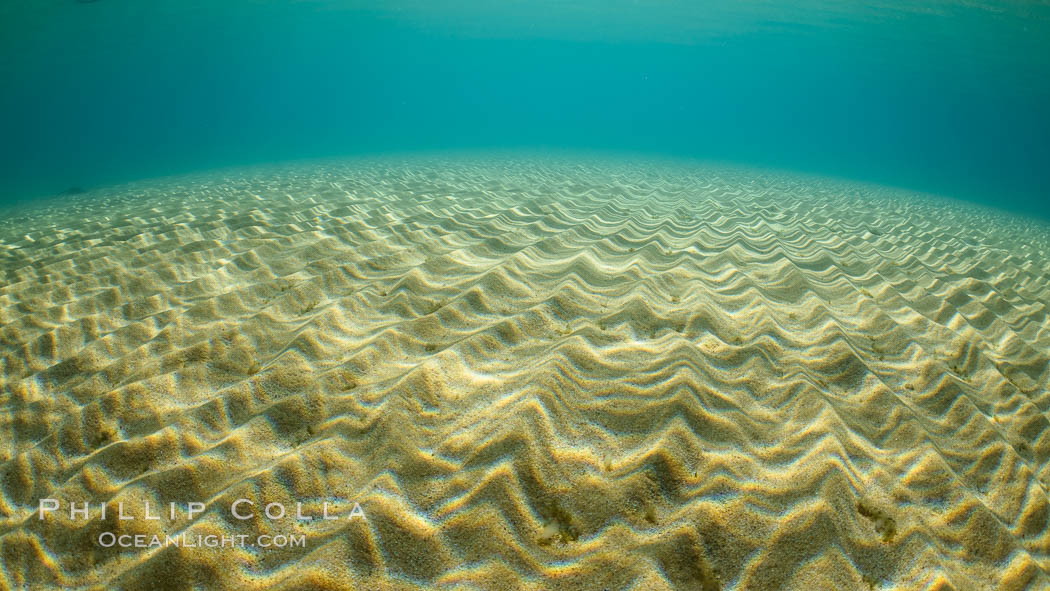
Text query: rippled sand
1 155 1048 590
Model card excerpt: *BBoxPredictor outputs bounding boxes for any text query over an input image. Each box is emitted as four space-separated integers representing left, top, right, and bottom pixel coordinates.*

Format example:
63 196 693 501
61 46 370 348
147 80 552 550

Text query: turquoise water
1 1 1048 215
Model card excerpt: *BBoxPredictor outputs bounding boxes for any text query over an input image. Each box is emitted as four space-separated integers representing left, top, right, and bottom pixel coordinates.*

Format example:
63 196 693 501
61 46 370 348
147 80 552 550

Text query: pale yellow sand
1 155 1048 590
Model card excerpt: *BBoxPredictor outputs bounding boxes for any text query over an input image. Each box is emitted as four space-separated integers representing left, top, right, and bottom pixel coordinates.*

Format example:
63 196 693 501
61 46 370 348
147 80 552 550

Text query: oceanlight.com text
97 532 307 549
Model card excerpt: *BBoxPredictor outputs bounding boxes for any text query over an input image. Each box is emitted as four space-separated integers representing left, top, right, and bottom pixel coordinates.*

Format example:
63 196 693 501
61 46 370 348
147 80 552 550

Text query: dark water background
1 1 1047 218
